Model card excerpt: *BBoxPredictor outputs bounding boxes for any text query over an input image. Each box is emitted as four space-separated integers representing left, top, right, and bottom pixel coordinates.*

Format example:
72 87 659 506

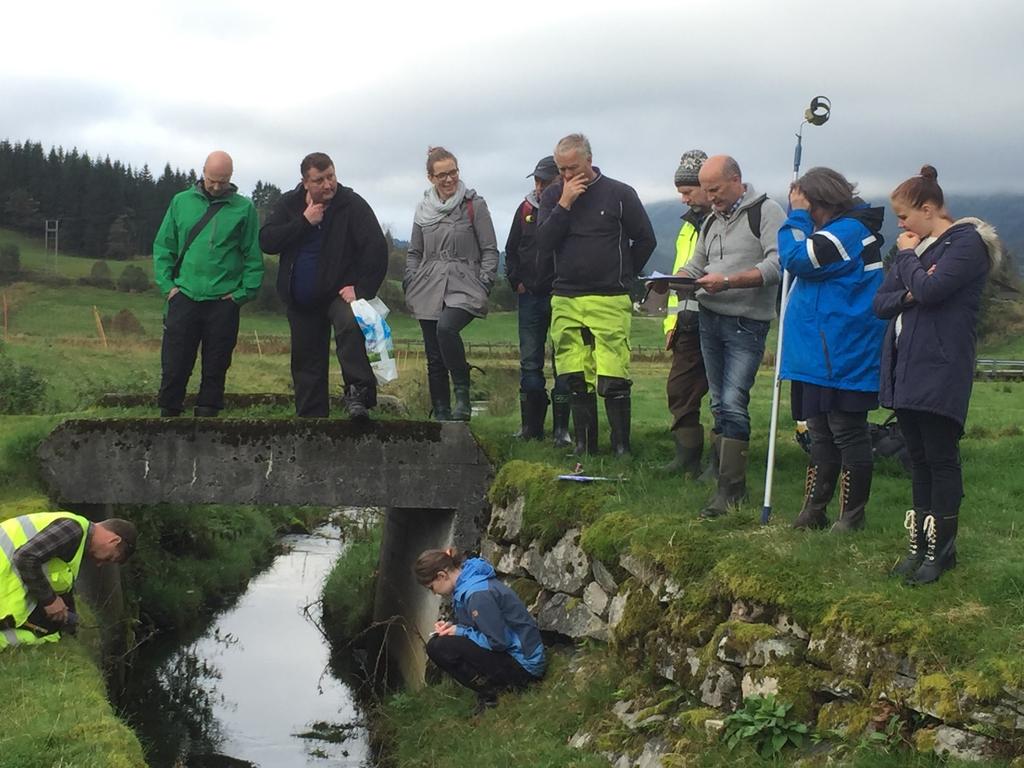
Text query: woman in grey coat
405 147 499 421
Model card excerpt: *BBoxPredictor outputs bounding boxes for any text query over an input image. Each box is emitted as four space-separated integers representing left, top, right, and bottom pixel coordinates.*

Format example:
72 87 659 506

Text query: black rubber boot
471 691 499 717
428 372 451 421
193 406 220 417
891 509 929 577
161 408 183 418
831 463 872 532
551 393 573 448
604 395 631 457
662 426 704 477
344 384 372 422
570 392 599 455
518 391 548 440
697 431 720 484
906 513 958 585
792 462 840 530
700 437 748 518
452 375 472 422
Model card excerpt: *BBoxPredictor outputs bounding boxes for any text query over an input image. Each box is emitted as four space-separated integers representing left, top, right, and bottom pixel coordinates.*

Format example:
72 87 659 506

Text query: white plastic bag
350 297 398 384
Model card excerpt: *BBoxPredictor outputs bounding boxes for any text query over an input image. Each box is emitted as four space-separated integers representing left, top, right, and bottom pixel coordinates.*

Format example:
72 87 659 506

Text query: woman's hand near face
897 231 921 251
789 186 811 211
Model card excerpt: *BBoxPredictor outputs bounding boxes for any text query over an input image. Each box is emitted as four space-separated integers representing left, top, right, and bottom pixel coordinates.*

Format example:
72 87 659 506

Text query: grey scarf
414 181 467 227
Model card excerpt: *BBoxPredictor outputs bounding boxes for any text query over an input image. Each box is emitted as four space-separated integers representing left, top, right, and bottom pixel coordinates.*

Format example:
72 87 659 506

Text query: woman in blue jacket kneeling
873 166 1001 585
414 549 545 715
778 167 887 531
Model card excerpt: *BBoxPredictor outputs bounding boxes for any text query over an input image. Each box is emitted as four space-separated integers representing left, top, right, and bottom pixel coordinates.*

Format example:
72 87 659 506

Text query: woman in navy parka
778 167 887 532
873 165 1001 585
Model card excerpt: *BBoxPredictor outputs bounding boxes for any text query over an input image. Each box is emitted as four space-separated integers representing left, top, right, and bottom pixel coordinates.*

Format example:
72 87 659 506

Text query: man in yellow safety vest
1 512 137 650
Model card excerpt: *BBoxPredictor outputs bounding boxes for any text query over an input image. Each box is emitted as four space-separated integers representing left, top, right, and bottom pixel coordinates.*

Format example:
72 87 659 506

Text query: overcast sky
3 0 1021 235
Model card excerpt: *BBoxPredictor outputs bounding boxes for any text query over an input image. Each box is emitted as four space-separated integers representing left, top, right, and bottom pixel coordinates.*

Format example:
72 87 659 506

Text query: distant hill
645 193 1023 275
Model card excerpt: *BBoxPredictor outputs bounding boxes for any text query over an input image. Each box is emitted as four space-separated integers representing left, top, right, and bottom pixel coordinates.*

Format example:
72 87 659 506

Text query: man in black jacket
259 153 388 419
505 155 571 445
537 134 656 456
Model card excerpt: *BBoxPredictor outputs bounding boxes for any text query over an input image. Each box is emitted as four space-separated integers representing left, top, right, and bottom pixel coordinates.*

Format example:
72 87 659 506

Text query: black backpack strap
700 212 716 240
171 201 229 280
746 197 765 239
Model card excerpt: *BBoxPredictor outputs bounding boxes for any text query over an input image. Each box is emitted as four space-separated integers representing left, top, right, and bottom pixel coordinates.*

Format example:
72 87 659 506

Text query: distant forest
0 139 281 259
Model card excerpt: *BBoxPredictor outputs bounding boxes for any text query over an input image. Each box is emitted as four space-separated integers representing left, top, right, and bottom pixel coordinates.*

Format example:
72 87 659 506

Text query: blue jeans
699 308 769 441
517 292 567 395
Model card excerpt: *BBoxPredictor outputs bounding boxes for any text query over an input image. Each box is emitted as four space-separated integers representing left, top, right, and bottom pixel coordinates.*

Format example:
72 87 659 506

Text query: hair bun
919 165 938 181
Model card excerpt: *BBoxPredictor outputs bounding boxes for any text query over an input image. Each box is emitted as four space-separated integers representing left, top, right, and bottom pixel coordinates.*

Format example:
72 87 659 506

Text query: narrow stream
120 521 372 768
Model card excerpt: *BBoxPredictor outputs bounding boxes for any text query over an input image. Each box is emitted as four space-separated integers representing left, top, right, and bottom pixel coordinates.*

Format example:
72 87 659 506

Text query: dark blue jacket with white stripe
452 558 546 678
778 205 886 392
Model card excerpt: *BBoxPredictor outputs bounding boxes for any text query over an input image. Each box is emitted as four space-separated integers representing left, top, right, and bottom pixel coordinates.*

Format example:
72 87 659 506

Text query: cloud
3 0 1022 235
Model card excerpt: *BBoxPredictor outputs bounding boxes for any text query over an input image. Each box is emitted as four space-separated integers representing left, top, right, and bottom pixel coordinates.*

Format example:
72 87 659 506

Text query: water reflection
122 522 371 768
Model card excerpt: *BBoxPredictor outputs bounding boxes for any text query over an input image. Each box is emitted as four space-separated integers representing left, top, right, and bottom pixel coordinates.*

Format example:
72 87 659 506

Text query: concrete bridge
37 418 495 687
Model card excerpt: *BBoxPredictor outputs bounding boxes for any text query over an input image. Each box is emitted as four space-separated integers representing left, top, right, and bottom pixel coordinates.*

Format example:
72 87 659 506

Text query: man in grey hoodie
679 155 785 518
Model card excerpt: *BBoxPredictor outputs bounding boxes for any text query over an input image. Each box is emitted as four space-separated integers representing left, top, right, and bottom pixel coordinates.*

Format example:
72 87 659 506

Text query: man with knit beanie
678 155 785 517
651 150 712 477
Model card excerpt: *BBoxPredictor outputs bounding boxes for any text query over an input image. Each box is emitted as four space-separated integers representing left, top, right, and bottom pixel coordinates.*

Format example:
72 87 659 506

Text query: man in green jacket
153 151 264 417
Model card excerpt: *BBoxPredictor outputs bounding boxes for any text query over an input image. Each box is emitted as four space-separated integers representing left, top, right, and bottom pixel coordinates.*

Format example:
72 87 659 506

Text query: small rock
620 553 659 586
730 599 769 623
536 592 608 641
699 663 741 710
704 718 726 736
568 729 594 750
933 725 1002 762
522 529 590 595
487 495 524 541
496 544 526 576
613 699 638 729
607 590 629 630
480 539 504 568
661 577 683 603
636 738 670 768
742 672 780 699
584 581 609 616
591 559 619 595
774 613 810 640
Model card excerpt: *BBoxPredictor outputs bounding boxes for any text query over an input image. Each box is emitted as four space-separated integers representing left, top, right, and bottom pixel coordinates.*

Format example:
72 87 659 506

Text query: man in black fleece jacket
537 134 656 455
259 152 388 419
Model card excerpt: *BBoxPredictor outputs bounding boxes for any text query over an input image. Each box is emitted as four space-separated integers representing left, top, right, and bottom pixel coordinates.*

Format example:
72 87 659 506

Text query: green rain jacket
153 182 264 303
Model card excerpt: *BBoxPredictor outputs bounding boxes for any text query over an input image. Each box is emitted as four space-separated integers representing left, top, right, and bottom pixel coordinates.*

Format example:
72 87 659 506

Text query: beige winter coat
404 190 499 320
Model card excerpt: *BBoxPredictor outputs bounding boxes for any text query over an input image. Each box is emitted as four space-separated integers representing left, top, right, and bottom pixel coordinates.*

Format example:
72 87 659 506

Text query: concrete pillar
372 507 454 689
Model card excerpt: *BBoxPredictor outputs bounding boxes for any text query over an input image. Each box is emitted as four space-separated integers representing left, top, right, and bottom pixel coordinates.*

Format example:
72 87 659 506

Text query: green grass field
2 240 1022 767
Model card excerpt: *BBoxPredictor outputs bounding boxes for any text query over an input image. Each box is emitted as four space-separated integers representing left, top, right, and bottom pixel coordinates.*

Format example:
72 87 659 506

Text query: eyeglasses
432 169 459 181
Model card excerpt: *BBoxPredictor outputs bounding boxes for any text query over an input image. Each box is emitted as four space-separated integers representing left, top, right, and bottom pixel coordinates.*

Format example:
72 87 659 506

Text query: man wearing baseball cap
505 155 571 445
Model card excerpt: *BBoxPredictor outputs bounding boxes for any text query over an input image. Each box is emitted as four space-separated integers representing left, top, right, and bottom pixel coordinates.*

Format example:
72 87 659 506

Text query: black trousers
426 635 535 697
896 408 963 516
805 410 873 466
420 306 475 387
288 297 376 417
159 294 240 412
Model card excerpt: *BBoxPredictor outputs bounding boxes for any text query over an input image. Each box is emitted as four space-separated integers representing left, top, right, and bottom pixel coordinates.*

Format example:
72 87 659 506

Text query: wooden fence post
92 305 108 349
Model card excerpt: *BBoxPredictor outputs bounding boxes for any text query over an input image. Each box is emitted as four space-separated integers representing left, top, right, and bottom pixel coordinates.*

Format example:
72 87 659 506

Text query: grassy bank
322 514 384 646
0 412 330 767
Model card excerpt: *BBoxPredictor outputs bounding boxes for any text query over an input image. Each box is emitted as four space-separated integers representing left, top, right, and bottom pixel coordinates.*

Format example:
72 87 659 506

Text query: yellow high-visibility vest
1 512 89 649
664 218 702 335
